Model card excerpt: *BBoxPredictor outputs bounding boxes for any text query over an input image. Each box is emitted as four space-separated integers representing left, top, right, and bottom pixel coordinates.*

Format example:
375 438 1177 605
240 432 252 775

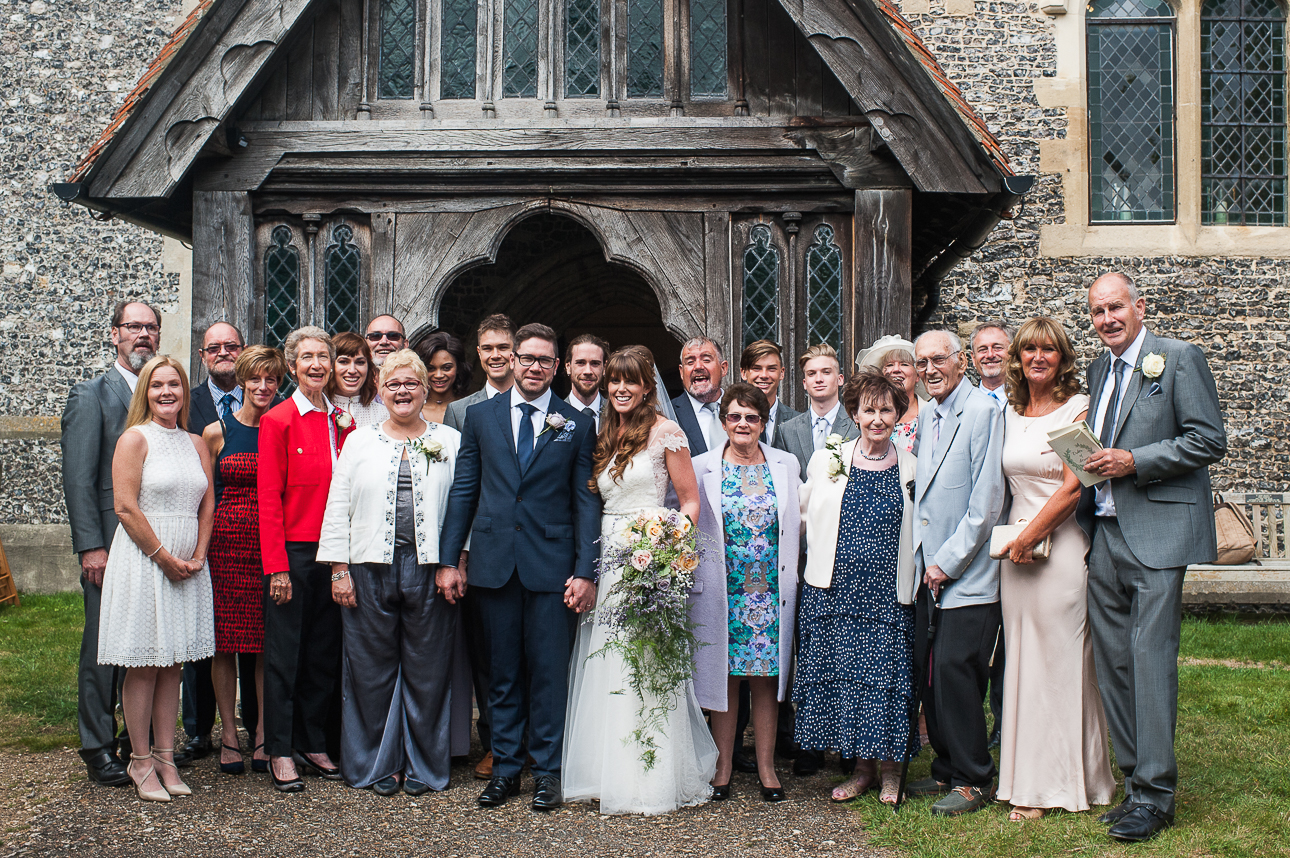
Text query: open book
1046 421 1105 487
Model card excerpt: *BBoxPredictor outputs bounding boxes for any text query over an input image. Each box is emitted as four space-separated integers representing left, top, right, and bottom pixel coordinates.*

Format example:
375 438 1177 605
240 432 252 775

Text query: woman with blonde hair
98 355 216 801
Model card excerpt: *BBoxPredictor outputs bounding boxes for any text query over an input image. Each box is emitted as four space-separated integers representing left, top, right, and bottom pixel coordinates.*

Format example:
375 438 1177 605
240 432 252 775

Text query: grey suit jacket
765 401 800 446
61 368 133 555
1076 329 1226 569
912 379 1006 610
773 407 859 481
443 387 491 433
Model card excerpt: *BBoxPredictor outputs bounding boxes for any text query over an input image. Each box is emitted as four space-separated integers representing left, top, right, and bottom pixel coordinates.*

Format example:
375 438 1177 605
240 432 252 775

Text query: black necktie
1099 358 1126 448
517 403 537 470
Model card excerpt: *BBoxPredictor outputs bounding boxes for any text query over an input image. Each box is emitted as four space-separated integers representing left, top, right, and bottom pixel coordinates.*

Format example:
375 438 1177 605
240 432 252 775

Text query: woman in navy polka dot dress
795 370 921 804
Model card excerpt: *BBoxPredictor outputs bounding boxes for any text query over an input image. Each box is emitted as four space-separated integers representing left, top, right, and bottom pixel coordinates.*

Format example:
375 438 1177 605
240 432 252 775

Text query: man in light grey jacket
906 329 1005 816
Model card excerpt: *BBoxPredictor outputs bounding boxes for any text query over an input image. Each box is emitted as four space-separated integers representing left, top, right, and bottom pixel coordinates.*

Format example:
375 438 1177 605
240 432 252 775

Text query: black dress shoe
711 782 732 801
173 745 195 768
293 752 343 780
372 775 401 796
479 775 520 807
732 748 758 774
403 778 431 796
84 751 131 786
1098 798 1134 825
182 734 211 761
1108 804 1173 842
531 775 562 811
792 749 822 777
758 779 787 803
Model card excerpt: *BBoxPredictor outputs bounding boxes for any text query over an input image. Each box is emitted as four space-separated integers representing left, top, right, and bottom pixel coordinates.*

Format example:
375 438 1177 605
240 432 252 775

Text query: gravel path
0 748 892 857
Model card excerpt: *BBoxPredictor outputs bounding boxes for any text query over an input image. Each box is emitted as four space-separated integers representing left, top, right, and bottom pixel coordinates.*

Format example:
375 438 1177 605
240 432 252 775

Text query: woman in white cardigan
794 369 919 805
317 350 462 796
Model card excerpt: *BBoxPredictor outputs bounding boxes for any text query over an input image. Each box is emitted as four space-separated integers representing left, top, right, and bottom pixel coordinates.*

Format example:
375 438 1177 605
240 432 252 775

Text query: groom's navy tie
517 402 537 470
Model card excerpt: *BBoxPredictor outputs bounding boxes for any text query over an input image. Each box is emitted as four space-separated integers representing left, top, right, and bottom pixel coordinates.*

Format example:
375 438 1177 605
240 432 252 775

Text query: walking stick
895 582 942 811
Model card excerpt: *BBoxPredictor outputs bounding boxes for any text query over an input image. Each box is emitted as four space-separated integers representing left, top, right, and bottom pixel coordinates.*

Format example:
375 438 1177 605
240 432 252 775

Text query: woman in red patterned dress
203 346 287 775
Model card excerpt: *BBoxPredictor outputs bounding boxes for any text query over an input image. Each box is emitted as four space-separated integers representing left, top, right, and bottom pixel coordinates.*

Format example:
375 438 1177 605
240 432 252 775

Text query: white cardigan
317 422 460 566
799 438 918 604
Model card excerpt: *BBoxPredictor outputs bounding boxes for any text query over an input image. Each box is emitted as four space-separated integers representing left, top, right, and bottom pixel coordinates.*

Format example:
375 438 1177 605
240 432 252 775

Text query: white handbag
989 519 1051 560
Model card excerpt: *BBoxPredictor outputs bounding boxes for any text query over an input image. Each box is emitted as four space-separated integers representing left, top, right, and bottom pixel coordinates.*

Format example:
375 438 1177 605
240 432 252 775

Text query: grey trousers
340 549 457 790
1087 517 1184 817
79 574 123 757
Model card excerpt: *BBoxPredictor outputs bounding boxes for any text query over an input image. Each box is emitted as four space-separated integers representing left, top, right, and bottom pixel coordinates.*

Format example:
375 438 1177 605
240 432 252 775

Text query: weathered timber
369 211 396 315
248 194 856 215
192 190 255 370
853 188 912 343
312 0 341 122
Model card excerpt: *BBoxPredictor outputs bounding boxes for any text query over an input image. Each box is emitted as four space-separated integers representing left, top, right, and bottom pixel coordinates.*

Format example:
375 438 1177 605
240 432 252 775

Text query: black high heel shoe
711 782 732 801
251 743 269 774
219 743 245 775
758 779 787 803
293 751 343 780
270 758 305 793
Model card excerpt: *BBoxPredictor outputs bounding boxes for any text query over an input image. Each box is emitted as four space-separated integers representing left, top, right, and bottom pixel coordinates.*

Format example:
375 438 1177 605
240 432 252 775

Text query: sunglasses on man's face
366 331 403 342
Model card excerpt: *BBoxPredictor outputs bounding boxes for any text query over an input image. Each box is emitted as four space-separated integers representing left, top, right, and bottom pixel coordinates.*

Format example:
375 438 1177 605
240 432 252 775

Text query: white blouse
317 421 460 567
332 394 390 430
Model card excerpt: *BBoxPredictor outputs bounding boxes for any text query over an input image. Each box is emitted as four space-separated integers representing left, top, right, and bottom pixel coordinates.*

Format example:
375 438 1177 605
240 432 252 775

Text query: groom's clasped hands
564 575 596 613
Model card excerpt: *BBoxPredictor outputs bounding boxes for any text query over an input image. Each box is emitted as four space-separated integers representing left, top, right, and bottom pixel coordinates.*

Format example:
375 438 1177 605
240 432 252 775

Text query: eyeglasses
515 354 558 370
915 351 961 371
365 331 404 342
117 323 160 336
201 342 243 356
383 379 424 392
724 413 763 425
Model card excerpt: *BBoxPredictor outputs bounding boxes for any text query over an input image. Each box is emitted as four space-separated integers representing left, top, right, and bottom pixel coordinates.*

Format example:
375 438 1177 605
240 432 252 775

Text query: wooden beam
852 188 911 344
191 191 255 375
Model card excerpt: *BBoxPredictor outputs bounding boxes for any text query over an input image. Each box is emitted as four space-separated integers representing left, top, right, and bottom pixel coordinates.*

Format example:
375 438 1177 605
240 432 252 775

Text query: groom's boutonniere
408 436 446 469
538 412 571 438
825 433 846 482
1140 352 1165 379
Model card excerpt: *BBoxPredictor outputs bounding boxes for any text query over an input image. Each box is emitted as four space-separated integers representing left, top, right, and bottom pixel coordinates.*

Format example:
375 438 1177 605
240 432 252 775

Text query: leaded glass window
566 0 600 97
742 225 779 347
503 0 539 97
324 224 362 335
1088 0 1176 222
264 225 299 350
1201 0 1287 225
690 0 727 98
805 225 843 353
441 0 477 99
379 0 416 99
628 0 664 98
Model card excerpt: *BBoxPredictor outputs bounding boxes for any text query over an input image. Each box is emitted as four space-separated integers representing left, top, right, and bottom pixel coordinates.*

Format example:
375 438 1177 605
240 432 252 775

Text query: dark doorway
433 214 683 397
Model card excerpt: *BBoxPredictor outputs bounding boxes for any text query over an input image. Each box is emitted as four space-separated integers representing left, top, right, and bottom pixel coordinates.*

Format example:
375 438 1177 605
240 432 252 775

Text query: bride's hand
564 576 596 613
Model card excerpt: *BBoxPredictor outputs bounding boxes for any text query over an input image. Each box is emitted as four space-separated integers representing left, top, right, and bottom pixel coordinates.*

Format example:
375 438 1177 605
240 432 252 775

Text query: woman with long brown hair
563 346 718 815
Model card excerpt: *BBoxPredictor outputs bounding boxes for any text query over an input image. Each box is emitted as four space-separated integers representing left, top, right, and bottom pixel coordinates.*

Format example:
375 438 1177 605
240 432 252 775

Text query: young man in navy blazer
438 323 600 811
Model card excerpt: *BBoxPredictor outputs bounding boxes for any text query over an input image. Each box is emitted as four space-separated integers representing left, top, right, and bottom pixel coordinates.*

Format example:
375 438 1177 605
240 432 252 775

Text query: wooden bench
1185 492 1290 610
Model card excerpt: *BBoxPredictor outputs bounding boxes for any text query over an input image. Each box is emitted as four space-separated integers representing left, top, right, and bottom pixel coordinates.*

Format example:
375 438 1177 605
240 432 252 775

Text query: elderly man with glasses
364 315 407 366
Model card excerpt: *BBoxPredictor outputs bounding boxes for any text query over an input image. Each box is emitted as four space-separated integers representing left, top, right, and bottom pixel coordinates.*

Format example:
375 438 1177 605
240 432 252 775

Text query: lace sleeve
649 420 690 453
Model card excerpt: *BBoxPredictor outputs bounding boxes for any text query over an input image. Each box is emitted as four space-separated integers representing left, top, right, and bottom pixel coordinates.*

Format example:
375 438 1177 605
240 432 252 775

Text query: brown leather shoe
474 751 493 780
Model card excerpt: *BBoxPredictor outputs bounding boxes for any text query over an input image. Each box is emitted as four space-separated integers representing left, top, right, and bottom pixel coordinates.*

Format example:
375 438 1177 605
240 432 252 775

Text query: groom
438 323 600 811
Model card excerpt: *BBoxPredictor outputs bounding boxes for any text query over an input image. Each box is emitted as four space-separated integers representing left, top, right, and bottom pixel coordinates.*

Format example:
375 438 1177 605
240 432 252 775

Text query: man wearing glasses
61 301 162 786
364 315 407 366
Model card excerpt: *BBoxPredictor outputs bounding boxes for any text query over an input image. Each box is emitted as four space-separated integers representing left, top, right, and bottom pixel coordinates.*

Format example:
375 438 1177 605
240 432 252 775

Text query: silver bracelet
331 570 350 582
147 544 164 558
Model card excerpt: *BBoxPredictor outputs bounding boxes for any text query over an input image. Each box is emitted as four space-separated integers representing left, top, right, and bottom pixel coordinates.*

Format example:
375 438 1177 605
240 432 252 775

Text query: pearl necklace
858 442 893 461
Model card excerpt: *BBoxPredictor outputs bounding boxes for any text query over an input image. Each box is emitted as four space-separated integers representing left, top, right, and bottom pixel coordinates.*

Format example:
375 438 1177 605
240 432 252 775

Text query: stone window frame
1036 0 1290 257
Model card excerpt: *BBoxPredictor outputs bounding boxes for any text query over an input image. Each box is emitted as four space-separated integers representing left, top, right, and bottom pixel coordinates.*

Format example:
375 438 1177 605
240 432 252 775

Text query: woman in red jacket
257 326 353 792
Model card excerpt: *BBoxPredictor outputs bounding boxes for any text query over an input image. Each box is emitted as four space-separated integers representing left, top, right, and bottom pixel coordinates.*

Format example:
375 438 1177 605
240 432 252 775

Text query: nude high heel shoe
151 747 192 796
128 753 171 802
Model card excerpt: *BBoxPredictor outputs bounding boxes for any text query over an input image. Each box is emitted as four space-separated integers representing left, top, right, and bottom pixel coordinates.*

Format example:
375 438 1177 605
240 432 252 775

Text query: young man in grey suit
1078 273 1226 842
907 330 1006 816
60 301 161 786
739 339 799 445
775 344 858 482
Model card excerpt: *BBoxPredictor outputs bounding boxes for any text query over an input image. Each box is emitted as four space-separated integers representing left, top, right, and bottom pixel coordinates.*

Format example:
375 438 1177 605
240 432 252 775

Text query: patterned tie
218 393 235 418
1099 358 1128 449
932 412 943 453
813 416 829 452
517 403 537 470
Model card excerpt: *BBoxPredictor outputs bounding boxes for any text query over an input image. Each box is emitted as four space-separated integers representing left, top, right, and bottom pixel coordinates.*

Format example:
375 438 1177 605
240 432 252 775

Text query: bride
563 346 718 815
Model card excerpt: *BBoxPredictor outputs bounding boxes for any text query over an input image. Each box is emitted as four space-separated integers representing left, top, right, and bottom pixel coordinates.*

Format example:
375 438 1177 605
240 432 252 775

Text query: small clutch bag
989 520 1051 560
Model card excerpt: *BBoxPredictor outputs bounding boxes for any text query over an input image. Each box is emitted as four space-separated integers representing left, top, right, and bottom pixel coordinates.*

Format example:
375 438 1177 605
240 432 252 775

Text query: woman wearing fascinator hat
856 336 929 455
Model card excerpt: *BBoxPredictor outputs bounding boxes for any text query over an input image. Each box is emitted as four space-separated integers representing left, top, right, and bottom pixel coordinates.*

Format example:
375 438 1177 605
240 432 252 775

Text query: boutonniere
408 436 446 468
538 412 572 437
331 406 354 430
825 433 846 482
1139 352 1165 379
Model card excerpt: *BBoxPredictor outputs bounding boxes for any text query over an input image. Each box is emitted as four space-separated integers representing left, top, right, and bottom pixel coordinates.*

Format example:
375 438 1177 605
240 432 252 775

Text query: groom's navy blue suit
440 392 599 780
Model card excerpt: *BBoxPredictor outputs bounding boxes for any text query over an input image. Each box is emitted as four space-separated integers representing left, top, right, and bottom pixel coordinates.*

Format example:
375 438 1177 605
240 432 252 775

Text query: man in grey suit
1078 273 1226 842
60 301 161 786
739 339 799 445
441 313 516 780
906 329 1005 816
774 344 858 481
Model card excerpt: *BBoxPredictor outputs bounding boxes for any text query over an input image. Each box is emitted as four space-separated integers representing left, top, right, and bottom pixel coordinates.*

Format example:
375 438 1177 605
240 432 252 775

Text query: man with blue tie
438 323 600 812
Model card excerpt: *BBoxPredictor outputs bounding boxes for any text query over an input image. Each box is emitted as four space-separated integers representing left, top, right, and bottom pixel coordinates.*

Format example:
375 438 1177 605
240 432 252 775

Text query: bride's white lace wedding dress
562 420 718 815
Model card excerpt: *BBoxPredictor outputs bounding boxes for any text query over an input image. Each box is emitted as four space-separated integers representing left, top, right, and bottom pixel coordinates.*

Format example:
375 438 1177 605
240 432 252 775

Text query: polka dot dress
793 463 919 762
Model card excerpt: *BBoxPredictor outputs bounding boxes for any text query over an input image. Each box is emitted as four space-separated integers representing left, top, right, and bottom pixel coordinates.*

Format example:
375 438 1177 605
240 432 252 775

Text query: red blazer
257 397 352 575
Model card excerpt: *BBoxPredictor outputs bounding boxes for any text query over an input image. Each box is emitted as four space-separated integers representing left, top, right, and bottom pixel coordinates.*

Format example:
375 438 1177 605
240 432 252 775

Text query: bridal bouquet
594 507 703 770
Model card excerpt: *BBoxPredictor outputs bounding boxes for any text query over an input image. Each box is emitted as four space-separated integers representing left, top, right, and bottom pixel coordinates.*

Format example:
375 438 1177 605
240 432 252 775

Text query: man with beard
671 337 728 455
740 340 799 445
563 334 609 432
61 301 161 786
364 315 407 366
970 322 1011 411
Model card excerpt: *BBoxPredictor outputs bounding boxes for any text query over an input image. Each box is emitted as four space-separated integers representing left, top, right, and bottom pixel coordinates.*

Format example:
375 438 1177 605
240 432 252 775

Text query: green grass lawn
0 593 83 751
853 615 1290 858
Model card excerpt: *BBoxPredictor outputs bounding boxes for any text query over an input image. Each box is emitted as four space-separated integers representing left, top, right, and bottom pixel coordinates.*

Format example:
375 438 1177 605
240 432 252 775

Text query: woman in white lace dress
98 356 216 802
563 347 718 815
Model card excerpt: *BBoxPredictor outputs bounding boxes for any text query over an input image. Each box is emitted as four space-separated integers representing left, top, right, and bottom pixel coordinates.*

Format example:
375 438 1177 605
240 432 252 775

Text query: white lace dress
563 421 718 815
98 421 216 668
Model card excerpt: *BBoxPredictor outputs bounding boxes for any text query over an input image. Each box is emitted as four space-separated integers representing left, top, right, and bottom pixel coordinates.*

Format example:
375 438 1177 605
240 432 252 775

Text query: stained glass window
441 0 477 99
378 0 416 99
264 225 299 350
1201 0 1286 225
325 223 362 335
805 224 843 353
566 0 600 97
1088 0 1176 221
628 0 664 98
503 0 539 97
690 0 727 98
742 225 779 347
